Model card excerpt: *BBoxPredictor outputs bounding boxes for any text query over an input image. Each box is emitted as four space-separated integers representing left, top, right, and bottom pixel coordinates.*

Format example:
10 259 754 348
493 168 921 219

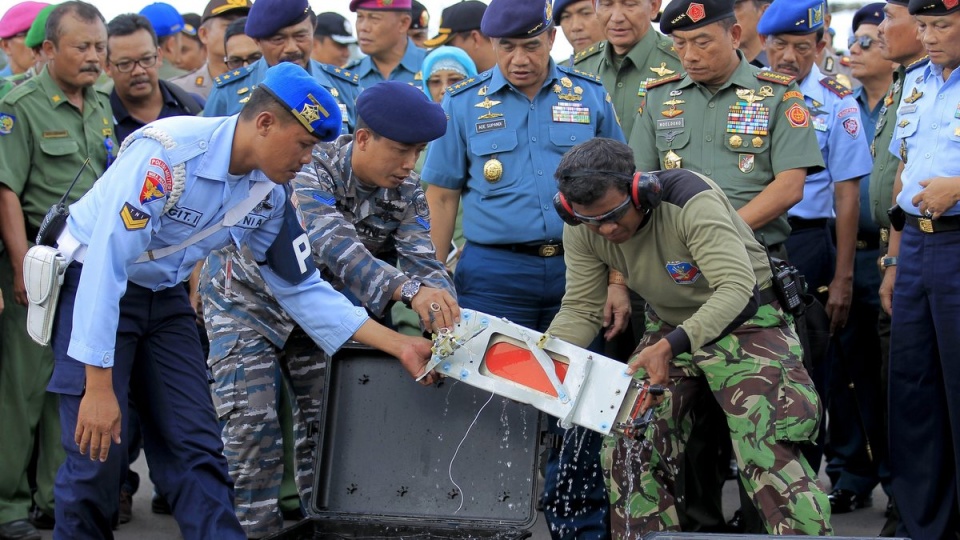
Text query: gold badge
752 136 763 148
736 88 764 104
662 98 684 117
898 119 910 128
475 97 503 119
899 139 908 163
483 158 503 182
561 77 573 88
904 87 923 103
330 88 339 98
729 135 743 148
664 150 682 169
757 86 775 98
237 87 249 95
478 85 488 96
650 62 675 77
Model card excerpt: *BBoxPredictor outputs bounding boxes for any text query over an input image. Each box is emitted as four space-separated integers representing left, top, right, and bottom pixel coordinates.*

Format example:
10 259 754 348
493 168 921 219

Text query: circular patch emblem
785 103 810 128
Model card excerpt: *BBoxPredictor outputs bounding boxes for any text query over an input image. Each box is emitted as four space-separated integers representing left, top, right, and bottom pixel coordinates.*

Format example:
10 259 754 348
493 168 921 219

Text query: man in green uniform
546 137 831 536
0 3 115 538
575 0 682 140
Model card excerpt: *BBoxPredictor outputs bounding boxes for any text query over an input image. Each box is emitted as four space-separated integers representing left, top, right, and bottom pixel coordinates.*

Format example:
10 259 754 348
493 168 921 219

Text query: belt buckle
919 217 934 233
856 240 867 249
539 244 558 257
880 227 889 244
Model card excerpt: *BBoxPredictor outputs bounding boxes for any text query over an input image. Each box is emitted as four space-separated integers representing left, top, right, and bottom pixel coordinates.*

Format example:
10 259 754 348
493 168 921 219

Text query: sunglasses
848 35 875 50
573 196 634 227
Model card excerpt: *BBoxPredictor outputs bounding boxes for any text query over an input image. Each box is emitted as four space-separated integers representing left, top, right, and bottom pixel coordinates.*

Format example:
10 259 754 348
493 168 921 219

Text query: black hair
107 13 158 50
354 116 382 139
239 86 290 121
224 16 248 49
555 138 636 206
46 1 105 46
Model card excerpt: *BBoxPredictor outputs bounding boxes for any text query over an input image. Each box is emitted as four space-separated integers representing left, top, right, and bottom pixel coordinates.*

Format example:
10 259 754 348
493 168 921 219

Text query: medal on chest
727 89 770 136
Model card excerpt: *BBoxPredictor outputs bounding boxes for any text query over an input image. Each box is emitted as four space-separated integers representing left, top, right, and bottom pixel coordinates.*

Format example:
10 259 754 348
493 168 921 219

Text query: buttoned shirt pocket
469 129 519 193
39 139 80 158
548 124 594 148
654 127 691 153
893 116 918 142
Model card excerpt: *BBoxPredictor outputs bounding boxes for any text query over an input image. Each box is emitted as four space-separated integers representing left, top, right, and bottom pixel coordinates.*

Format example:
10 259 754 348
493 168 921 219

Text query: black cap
315 12 357 44
660 0 736 34
886 0 908 6
481 0 553 39
852 3 885 31
411 0 430 30
182 13 201 37
201 0 252 24
908 0 960 14
423 1 487 47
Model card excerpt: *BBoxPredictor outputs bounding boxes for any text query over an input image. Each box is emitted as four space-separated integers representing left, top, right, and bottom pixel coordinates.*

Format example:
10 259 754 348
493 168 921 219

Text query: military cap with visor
202 0 253 24
423 1 487 47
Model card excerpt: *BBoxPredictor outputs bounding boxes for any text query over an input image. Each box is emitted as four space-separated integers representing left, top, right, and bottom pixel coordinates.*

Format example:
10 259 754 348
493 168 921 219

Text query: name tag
42 130 68 138
476 119 506 133
167 206 203 227
898 104 917 115
657 118 684 130
237 213 267 230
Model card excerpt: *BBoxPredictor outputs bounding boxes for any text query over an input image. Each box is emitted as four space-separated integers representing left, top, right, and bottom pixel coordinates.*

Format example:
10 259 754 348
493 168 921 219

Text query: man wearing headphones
545 137 831 537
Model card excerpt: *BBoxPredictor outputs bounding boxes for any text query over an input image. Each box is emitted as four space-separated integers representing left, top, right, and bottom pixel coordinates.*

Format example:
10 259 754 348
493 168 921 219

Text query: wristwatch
879 256 898 270
400 280 422 307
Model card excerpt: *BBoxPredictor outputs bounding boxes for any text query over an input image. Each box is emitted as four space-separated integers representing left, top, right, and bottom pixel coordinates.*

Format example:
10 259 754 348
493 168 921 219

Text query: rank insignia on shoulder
120 202 150 231
756 71 795 85
0 113 15 135
645 73 682 89
820 76 852 98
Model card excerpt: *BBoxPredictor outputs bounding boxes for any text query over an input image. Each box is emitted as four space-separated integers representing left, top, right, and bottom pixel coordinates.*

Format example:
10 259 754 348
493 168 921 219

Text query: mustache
128 76 150 86
279 54 305 64
775 63 799 72
80 65 101 74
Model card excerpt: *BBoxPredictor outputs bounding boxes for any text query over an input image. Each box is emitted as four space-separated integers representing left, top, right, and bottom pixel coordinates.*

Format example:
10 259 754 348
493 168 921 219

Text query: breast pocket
39 139 80 157
469 130 519 193
894 115 918 141
654 127 691 153
548 124 594 148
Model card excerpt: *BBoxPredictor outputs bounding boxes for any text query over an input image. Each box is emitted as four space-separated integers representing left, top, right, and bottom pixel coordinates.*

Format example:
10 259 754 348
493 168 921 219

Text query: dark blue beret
757 0 825 35
852 3 886 31
356 82 447 144
553 0 578 24
257 63 343 142
481 0 554 39
244 0 310 39
909 0 960 14
660 0 735 34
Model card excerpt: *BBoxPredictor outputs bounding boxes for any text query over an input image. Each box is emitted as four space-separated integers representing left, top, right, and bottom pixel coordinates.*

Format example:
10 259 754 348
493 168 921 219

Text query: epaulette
756 71 795 85
213 64 255 87
644 72 683 89
321 63 361 85
820 76 852 98
2 77 37 104
573 41 604 64
905 55 930 73
559 64 602 84
655 32 679 57
447 71 490 96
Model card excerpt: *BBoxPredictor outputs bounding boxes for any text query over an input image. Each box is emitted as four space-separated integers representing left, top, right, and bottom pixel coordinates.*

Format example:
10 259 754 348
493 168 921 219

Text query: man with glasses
204 0 360 131
0 3 115 539
169 0 252 99
222 17 261 72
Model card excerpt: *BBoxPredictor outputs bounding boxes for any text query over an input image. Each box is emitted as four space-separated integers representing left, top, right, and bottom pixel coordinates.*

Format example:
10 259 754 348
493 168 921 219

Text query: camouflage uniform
201 134 453 537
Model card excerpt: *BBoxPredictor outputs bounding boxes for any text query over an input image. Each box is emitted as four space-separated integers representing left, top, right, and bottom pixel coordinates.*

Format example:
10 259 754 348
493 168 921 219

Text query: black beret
481 0 554 39
660 0 736 34
244 0 310 39
356 82 447 144
852 3 886 31
909 0 960 14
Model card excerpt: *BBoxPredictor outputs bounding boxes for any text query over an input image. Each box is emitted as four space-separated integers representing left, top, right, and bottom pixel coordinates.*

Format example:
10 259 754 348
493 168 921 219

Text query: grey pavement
38 457 892 539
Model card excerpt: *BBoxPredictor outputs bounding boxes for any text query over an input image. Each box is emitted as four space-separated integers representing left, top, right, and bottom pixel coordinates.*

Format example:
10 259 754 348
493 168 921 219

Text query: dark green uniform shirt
574 30 682 139
629 54 825 245
868 57 929 228
0 66 116 229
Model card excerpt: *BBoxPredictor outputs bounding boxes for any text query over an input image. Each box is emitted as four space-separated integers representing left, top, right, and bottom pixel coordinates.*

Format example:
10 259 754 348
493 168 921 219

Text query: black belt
25 222 40 243
484 242 564 257
856 232 880 250
905 214 960 234
758 287 779 307
788 217 829 230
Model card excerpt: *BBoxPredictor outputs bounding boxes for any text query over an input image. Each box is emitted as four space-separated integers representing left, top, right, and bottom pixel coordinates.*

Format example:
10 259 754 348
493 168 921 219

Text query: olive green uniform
574 30 682 140
547 169 830 537
629 54 825 247
0 66 38 100
0 66 115 525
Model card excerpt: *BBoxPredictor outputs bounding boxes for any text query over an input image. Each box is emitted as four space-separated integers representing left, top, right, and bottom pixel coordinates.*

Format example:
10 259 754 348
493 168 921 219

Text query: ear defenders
553 171 662 226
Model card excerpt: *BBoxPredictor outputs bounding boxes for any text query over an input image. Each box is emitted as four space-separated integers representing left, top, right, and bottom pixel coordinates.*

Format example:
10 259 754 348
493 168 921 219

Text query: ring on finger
429 302 442 312
924 209 934 218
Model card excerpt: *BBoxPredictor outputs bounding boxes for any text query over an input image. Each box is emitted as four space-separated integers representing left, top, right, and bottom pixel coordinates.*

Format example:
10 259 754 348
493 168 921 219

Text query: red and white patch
140 171 167 204
686 3 706 22
150 158 173 191
785 103 810 128
843 117 861 138
837 107 858 118
946 0 959 10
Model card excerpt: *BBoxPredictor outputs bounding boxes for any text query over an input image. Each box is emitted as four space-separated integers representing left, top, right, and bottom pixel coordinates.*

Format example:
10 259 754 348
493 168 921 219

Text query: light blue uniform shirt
889 61 960 217
204 58 361 131
788 64 872 220
421 62 625 245
64 115 368 368
346 38 426 88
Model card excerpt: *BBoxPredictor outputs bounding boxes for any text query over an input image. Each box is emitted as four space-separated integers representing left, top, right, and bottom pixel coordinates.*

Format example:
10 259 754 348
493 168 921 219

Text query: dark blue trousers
48 263 244 540
890 226 960 538
455 243 611 540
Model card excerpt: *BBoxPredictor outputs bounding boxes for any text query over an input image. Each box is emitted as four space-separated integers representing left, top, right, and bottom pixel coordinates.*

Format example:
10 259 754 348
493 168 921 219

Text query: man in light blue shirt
45 63 434 540
347 0 426 87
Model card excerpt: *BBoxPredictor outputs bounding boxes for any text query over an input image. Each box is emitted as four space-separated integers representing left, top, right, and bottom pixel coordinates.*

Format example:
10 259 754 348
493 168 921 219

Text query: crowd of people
0 0 957 539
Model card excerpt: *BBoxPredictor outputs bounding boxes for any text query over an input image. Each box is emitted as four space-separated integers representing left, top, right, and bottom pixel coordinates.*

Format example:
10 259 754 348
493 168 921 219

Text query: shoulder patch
905 55 930 73
820 76 852 98
213 64 255 87
644 72 683 90
573 42 603 64
558 64 602 84
447 72 490 96
756 71 795 85
321 63 361 85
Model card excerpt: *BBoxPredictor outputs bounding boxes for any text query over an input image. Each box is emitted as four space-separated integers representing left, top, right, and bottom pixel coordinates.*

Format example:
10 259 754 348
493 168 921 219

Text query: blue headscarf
421 46 479 97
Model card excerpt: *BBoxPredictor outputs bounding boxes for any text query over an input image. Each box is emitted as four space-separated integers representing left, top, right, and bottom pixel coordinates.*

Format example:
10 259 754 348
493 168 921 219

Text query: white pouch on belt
23 245 68 346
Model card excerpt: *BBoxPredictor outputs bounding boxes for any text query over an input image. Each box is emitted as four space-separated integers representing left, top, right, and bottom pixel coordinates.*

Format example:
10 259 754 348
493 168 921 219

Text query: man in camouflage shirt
200 82 456 538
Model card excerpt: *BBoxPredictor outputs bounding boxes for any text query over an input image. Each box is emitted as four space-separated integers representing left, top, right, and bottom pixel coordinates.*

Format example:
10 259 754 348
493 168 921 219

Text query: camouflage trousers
207 316 326 538
601 304 832 538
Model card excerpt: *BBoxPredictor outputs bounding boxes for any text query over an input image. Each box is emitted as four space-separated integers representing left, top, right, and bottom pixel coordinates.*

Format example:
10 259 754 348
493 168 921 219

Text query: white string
448 391 495 514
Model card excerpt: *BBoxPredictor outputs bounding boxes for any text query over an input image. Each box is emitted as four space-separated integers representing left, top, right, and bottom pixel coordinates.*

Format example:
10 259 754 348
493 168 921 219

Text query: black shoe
151 491 171 515
726 509 744 532
828 488 873 514
119 488 134 524
281 508 304 521
27 509 53 531
0 519 41 540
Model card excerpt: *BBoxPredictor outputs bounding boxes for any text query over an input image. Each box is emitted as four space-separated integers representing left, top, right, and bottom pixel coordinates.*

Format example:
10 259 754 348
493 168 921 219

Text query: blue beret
909 0 960 14
357 82 447 144
482 0 554 39
553 0 578 24
245 0 310 39
852 3 885 31
139 3 185 38
757 0 825 35
257 63 342 142
660 0 735 34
